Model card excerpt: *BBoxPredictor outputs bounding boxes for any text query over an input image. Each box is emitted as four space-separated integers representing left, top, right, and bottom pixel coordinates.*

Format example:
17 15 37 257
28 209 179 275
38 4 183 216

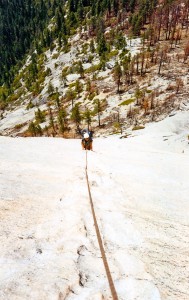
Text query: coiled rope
85 150 119 300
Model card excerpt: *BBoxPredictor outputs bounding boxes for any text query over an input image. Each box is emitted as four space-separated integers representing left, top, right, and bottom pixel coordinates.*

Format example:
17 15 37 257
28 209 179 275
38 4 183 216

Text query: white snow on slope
0 111 189 300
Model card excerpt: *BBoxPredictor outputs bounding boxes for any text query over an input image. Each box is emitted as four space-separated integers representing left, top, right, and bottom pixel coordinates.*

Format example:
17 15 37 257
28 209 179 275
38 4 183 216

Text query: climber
81 131 93 150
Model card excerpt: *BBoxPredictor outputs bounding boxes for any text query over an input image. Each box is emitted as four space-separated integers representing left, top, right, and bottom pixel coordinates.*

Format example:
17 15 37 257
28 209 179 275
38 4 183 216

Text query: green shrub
69 82 76 88
0 101 7 110
7 93 19 102
48 93 59 101
85 63 101 74
15 123 25 129
132 125 145 131
46 68 52 76
0 86 8 100
12 76 22 90
50 43 56 52
38 71 46 84
26 101 35 110
52 53 59 59
62 66 69 76
88 55 94 63
88 92 96 100
107 50 119 59
28 122 43 136
70 28 77 35
64 43 71 53
35 108 46 124
119 48 129 59
31 82 43 96
38 54 45 65
119 99 134 106
113 121 121 130
81 43 89 54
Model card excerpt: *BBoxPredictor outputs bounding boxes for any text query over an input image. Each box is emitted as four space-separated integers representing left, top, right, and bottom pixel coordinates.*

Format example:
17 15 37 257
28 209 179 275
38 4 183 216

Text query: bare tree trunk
140 51 145 75
158 51 164 75
98 112 101 127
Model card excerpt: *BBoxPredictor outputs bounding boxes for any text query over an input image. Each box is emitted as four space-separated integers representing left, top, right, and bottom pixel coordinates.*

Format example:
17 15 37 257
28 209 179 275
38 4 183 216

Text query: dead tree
175 78 184 94
184 42 189 62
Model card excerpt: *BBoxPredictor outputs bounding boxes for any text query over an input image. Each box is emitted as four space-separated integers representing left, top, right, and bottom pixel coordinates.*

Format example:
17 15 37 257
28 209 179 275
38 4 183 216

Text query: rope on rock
85 150 119 300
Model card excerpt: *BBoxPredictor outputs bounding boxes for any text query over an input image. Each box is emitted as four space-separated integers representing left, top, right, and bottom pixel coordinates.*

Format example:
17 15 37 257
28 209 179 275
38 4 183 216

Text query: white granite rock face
0 110 189 299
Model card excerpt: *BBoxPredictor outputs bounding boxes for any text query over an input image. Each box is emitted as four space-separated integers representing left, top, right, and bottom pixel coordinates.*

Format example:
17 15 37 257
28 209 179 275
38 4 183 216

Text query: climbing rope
85 150 119 300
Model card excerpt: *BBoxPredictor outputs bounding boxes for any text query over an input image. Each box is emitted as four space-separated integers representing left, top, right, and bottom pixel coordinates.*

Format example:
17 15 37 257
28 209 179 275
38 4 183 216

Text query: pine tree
115 31 126 50
94 99 102 127
77 61 84 78
71 104 81 126
36 124 43 136
55 10 62 33
69 0 76 12
28 121 37 137
55 92 60 110
66 88 76 107
97 34 108 56
48 106 56 135
113 0 119 16
75 80 83 95
35 108 46 124
48 81 54 95
77 0 84 20
134 86 143 105
90 39 95 53
68 11 78 28
83 108 92 130
58 107 67 134
113 62 122 93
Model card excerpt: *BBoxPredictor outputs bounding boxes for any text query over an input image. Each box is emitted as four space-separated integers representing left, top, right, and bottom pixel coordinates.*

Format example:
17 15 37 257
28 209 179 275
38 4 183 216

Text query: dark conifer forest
0 0 169 87
0 0 189 133
0 0 62 86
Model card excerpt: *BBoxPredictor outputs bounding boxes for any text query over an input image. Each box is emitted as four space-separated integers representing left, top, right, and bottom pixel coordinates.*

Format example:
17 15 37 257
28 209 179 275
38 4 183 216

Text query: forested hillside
0 0 189 137
1 0 47 85
0 0 158 87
